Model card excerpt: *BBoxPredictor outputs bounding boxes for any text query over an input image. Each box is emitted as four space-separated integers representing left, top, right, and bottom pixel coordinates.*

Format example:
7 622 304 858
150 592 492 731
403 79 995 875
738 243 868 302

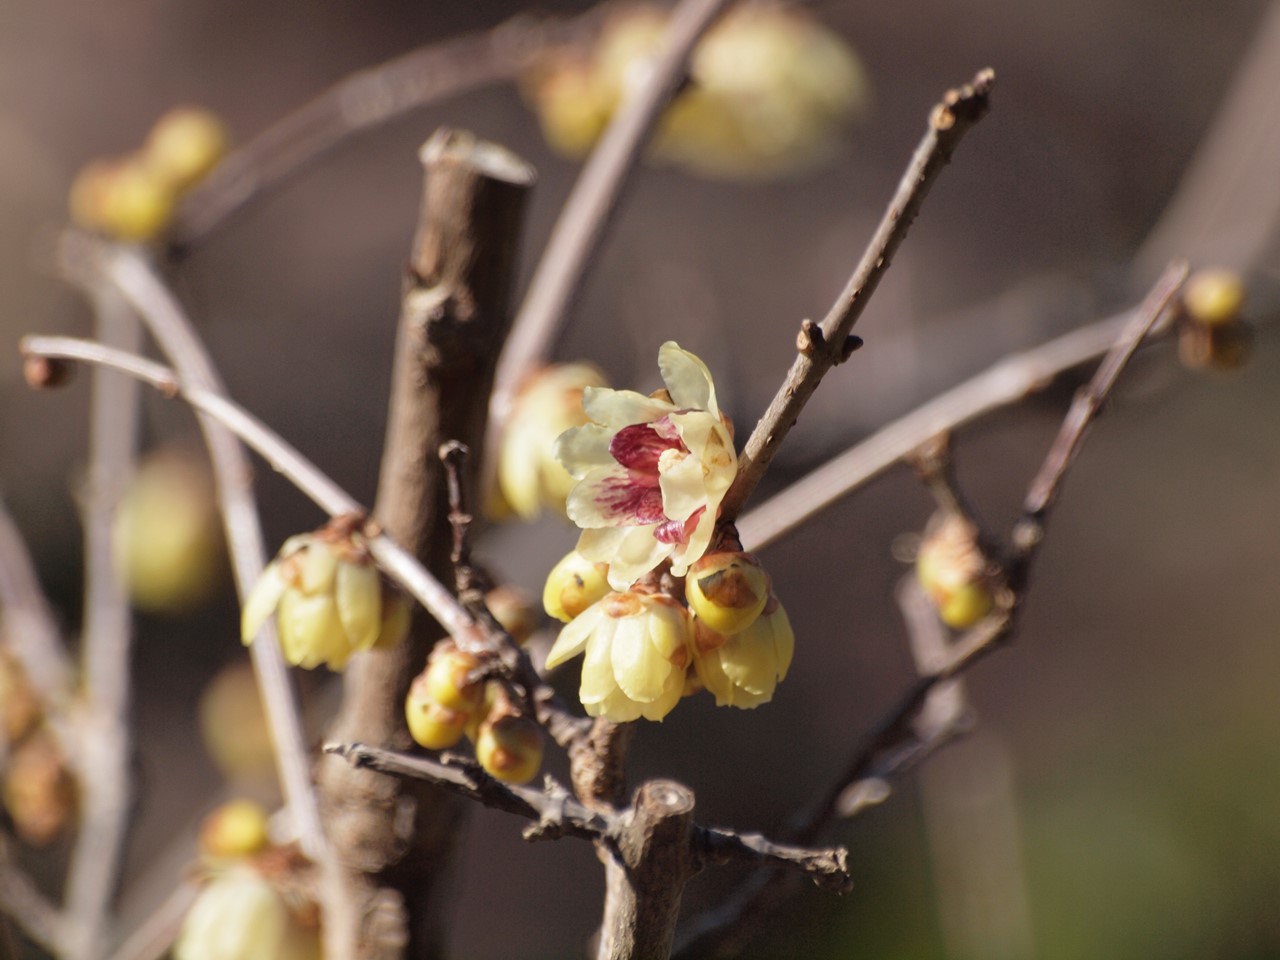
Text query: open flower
556 342 736 589
693 595 794 709
545 590 692 722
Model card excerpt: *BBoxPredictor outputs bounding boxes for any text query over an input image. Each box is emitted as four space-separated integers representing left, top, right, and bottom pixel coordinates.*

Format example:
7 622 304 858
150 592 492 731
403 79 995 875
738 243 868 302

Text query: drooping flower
556 342 736 589
174 865 320 960
545 590 692 722
692 595 794 709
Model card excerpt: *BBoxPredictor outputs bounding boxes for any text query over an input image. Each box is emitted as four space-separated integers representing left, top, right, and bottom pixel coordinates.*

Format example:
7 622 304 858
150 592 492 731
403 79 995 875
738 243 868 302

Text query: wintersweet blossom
545 590 692 722
556 342 736 589
692 597 794 709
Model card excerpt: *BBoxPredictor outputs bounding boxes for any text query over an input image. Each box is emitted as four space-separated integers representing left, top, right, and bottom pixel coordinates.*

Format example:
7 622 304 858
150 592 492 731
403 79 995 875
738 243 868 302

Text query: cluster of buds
241 521 410 671
523 3 867 181
1177 267 1254 372
175 800 321 960
494 362 609 521
0 650 76 846
544 547 794 721
542 342 794 722
405 639 544 785
69 106 229 241
114 450 224 615
915 512 997 630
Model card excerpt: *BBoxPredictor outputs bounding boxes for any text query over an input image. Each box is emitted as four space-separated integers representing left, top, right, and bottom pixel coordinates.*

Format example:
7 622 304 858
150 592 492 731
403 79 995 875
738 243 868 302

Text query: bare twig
63 279 140 960
489 0 737 438
170 13 595 245
718 69 995 523
59 233 328 867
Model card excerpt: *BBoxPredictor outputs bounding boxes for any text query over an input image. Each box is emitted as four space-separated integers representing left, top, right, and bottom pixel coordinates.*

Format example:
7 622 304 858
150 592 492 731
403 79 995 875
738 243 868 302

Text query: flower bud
543 550 611 623
115 451 223 615
423 645 485 714
405 673 468 750
685 551 769 636
916 514 994 629
69 156 175 241
144 107 229 191
3 730 75 846
693 595 794 708
474 714 544 785
198 661 275 785
484 586 537 646
199 800 270 860
1182 268 1245 327
175 865 321 960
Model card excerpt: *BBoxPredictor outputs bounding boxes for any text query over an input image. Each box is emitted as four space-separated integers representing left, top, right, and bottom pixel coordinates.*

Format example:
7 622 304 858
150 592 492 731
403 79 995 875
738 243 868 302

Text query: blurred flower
241 527 402 671
175 865 320 960
114 451 224 615
496 363 608 521
144 107 229 191
198 661 275 785
199 800 271 860
916 513 995 629
524 3 868 180
1182 268 1245 327
693 595 794 709
557 341 736 588
545 589 691 722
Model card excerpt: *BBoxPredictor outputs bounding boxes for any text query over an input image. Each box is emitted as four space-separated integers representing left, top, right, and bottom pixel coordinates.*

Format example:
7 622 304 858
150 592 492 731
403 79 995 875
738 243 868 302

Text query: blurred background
2 0 1279 957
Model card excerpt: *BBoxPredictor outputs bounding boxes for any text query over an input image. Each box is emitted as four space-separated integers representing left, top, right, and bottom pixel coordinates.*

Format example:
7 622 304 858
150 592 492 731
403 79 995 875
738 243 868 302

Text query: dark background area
1 1 1278 957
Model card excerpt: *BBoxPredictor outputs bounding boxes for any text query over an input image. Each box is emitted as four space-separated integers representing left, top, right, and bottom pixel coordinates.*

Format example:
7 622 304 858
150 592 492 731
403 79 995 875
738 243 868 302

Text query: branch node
839 335 864 362
796 319 825 356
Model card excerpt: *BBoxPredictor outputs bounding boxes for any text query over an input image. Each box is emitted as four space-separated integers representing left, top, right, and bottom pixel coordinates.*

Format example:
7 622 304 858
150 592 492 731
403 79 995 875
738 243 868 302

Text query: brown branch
313 127 534 960
719 69 995 523
673 261 1187 958
169 14 593 246
489 0 738 447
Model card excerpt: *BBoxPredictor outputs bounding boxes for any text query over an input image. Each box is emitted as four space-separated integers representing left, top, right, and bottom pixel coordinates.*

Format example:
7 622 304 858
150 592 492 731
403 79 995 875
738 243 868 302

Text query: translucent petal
720 627 781 696
639 672 685 720
671 506 719 578
336 561 382 651
658 342 715 412
554 423 617 479
694 643 735 706
582 386 674 427
584 685 644 722
241 561 286 644
566 466 665 528
596 525 672 589
657 450 705 523
610 615 672 703
298 542 339 595
497 426 542 518
277 591 346 669
579 625 620 705
646 600 691 660
769 605 795 681
545 601 604 669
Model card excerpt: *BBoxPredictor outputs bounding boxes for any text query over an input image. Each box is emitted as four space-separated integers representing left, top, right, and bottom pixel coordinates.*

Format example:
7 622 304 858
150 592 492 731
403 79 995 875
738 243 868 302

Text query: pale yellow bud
198 661 275 785
543 550 611 623
69 156 175 241
685 551 769 636
198 800 270 859
915 514 994 629
175 866 321 960
405 674 469 750
423 645 485 714
1183 268 1245 327
474 714 544 785
144 107 229 191
484 586 537 646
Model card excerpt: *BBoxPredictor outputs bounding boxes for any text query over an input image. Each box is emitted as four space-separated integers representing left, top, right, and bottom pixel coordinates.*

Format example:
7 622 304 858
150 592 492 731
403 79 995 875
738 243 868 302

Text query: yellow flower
497 362 609 520
693 597 794 709
545 590 691 722
241 530 402 671
174 866 320 960
557 342 736 589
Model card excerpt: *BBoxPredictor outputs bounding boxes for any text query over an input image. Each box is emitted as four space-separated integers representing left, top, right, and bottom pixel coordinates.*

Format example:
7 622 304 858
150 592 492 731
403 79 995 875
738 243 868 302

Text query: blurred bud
144 107 229 191
543 550 611 623
372 588 412 651
1178 317 1254 373
175 865 321 960
405 672 469 750
916 514 995 629
522 60 614 157
199 800 270 860
69 156 175 241
199 660 275 785
242 527 395 671
3 729 75 846
693 595 794 708
685 551 769 636
1182 268 1245 327
0 649 40 743
474 714 544 785
496 363 609 521
115 451 224 615
484 586 537 646
423 644 485 714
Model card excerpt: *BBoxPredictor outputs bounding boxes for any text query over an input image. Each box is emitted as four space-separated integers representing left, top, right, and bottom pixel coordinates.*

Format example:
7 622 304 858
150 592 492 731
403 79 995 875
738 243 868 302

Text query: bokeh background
2 0 1279 957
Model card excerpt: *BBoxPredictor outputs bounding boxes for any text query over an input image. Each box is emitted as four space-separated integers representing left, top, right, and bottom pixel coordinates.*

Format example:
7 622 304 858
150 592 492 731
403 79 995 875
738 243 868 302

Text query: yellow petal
297 541 339 595
610 614 673 704
657 341 715 412
240 561 286 644
277 591 346 669
336 560 382 650
546 601 604 670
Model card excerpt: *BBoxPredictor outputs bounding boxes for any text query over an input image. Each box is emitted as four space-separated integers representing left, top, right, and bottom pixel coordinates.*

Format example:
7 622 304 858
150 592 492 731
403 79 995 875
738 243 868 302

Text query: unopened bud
405 674 468 750
69 157 175 241
199 799 270 859
685 552 769 636
543 550 611 623
915 514 994 629
144 107 229 191
484 586 537 646
423 645 486 714
474 714 544 785
1183 268 1245 327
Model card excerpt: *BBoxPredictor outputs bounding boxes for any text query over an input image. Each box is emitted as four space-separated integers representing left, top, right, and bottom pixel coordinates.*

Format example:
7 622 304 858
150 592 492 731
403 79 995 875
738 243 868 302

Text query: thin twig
718 69 995 523
63 279 140 960
170 13 594 245
489 0 737 437
59 234 328 867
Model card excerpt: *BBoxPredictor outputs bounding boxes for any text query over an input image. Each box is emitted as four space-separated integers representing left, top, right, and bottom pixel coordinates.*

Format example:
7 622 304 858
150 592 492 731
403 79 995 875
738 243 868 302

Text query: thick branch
314 127 534 960
719 69 995 522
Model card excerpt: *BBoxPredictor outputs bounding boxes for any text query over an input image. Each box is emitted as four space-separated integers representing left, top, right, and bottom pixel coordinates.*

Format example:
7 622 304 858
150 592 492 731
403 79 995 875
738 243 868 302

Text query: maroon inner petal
654 507 703 545
610 420 686 473
598 473 667 525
